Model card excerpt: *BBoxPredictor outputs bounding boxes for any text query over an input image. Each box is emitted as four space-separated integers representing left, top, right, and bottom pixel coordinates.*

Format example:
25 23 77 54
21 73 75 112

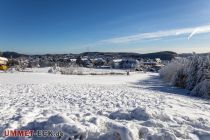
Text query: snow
0 57 8 62
0 72 210 140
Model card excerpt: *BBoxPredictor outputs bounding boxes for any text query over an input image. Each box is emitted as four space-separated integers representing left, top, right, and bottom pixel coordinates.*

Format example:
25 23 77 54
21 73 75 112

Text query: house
143 61 164 72
110 58 139 69
0 57 8 65
92 58 106 67
75 56 93 67
155 58 162 63
120 58 139 69
70 59 77 62
112 59 122 69
0 57 8 70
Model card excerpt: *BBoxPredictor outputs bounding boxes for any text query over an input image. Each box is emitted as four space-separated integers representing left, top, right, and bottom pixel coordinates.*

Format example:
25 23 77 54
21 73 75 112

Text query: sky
0 0 210 54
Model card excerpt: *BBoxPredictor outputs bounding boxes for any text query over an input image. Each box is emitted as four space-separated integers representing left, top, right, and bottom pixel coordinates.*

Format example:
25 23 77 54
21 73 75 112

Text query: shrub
159 54 210 99
60 65 84 75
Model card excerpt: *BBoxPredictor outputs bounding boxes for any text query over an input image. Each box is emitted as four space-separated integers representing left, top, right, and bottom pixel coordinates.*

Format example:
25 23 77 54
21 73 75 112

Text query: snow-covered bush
171 67 187 88
159 57 189 86
48 64 61 74
60 65 84 75
191 80 210 98
160 54 210 99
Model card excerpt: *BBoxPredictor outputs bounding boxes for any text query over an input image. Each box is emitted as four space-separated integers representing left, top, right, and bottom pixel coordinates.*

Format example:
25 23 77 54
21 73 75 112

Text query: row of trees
159 54 210 98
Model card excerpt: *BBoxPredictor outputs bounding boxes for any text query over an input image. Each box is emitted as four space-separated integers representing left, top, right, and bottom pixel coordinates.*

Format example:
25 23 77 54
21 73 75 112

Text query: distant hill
139 51 177 60
1 51 28 58
81 51 177 60
179 52 210 57
1 51 178 60
81 52 141 59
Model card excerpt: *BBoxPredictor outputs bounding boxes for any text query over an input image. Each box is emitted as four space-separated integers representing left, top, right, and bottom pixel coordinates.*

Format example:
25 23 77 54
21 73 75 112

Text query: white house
0 57 8 65
112 59 122 69
120 58 138 69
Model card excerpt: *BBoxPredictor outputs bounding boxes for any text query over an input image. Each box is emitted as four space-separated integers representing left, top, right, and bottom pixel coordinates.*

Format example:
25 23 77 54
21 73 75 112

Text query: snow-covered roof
70 59 76 62
81 58 88 61
94 58 106 62
113 59 122 63
94 58 104 61
0 57 8 62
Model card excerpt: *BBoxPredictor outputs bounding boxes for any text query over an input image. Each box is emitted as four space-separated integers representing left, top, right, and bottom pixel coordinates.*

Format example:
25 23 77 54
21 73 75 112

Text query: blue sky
0 0 210 54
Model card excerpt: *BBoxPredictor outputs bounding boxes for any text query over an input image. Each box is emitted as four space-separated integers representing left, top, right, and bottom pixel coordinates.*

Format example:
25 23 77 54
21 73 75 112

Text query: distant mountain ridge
81 51 177 60
1 51 28 58
1 51 178 60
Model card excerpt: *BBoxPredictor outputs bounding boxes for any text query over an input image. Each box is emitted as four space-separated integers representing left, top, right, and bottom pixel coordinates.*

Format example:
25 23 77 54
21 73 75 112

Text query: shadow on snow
130 74 191 97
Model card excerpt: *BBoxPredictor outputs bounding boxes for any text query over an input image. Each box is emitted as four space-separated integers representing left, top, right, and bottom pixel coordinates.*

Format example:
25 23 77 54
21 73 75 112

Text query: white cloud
100 25 210 44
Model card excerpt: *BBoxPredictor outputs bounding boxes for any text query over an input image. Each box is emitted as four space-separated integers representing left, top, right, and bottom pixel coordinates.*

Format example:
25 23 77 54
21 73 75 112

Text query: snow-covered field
0 72 210 140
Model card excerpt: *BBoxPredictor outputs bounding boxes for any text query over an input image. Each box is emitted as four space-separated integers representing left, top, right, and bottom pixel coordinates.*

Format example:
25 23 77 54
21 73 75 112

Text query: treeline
160 54 210 99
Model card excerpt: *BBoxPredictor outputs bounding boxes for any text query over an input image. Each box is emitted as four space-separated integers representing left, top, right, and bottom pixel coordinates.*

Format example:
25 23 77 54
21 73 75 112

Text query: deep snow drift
0 72 210 140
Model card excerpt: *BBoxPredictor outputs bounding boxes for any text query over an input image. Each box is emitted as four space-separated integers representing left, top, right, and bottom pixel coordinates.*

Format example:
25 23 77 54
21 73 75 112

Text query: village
0 53 165 73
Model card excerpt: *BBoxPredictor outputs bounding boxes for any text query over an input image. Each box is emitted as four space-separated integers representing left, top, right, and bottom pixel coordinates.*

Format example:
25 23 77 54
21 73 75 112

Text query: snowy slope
0 72 210 140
